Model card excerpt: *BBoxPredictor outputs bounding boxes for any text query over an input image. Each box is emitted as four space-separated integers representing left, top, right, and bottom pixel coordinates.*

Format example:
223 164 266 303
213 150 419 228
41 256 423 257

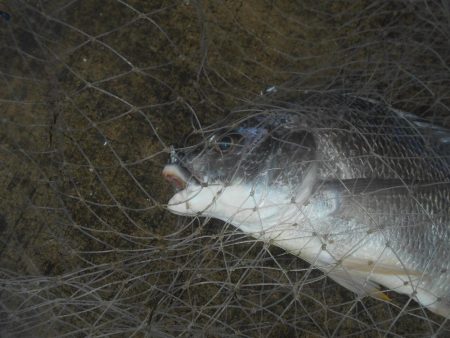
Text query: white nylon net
1 1 449 337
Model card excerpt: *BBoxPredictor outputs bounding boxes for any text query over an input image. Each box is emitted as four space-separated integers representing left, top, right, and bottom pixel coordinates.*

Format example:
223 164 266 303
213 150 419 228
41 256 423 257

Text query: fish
162 90 450 319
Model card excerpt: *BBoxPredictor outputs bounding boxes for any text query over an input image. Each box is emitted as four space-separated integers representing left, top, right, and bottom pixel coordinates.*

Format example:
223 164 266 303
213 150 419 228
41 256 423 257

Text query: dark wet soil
1 1 449 336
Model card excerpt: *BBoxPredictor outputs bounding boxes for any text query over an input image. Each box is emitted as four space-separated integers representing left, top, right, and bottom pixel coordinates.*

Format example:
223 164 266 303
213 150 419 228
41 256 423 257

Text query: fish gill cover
0 0 449 337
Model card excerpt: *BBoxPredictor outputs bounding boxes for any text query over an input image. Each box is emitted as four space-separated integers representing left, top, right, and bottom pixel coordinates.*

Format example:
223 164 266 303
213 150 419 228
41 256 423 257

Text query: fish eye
217 136 233 151
214 134 241 153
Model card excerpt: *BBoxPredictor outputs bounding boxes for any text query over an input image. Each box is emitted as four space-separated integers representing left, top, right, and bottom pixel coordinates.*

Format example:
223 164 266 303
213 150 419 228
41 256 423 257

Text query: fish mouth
162 164 202 189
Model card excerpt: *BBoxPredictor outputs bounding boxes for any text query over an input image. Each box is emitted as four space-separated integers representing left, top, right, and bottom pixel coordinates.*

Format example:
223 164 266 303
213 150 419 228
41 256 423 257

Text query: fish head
162 113 317 227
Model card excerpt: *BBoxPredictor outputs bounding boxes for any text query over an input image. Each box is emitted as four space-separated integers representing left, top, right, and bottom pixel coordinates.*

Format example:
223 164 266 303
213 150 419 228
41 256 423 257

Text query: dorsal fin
350 95 450 156
393 108 450 153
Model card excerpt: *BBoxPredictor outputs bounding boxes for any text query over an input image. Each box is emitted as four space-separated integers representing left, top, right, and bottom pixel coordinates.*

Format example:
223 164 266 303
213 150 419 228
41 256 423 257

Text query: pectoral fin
340 257 423 277
326 268 392 302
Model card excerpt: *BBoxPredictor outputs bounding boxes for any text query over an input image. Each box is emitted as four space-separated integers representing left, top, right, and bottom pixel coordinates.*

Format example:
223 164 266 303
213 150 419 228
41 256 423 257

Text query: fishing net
1 0 449 336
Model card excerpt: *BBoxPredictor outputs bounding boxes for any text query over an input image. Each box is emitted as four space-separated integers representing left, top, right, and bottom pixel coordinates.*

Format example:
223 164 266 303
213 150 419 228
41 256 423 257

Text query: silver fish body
163 92 450 318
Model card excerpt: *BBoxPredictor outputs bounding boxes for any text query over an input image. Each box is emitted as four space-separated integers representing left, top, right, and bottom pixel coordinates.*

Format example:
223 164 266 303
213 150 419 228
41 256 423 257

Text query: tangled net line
0 1 449 337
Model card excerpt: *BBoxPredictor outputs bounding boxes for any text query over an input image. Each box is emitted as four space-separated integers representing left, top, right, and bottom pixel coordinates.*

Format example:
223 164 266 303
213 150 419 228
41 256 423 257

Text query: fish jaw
166 180 292 230
164 164 306 231
162 164 191 189
166 183 216 217
163 163 257 220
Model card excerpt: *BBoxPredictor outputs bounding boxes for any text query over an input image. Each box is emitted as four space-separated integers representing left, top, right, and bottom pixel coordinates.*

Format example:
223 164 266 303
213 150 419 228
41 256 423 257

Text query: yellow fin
372 290 391 302
326 268 392 301
340 257 423 277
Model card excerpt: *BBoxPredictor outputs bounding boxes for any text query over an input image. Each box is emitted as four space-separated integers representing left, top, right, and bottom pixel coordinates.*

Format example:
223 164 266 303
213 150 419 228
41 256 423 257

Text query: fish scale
163 91 450 319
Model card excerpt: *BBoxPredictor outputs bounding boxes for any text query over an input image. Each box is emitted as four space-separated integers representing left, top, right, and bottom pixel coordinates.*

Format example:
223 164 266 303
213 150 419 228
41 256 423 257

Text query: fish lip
162 164 203 189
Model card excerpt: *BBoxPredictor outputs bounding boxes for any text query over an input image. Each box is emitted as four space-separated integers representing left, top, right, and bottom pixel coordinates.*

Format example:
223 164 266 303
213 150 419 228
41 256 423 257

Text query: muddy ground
1 1 449 336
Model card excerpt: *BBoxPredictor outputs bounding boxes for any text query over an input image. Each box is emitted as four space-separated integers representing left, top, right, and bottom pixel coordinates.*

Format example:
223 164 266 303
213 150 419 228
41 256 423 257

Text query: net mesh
1 0 449 337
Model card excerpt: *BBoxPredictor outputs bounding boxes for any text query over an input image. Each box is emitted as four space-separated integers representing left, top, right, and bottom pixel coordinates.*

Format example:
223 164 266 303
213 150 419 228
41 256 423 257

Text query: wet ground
1 0 449 336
